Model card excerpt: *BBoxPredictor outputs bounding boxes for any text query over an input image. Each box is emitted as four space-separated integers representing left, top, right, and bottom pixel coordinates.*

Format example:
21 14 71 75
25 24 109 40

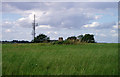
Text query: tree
67 36 77 41
81 34 95 43
33 34 50 43
77 35 83 40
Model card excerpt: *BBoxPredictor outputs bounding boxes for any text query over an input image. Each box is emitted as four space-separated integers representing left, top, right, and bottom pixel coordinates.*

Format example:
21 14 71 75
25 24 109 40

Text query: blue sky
2 2 118 43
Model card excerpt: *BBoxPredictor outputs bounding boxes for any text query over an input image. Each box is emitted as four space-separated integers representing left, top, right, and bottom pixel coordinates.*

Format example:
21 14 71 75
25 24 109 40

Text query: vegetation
67 36 77 41
52 34 96 45
1 34 95 44
81 34 95 43
2 43 118 75
52 40 77 45
32 33 95 44
1 40 29 43
77 35 83 40
33 34 50 43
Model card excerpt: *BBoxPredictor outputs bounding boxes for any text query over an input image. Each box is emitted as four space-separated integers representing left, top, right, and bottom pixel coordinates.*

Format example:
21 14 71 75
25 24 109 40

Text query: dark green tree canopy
81 34 95 43
33 34 50 43
77 35 83 40
67 36 77 40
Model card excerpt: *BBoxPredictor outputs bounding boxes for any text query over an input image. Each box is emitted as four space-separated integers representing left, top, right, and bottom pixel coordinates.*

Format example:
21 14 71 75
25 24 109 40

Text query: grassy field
2 43 118 75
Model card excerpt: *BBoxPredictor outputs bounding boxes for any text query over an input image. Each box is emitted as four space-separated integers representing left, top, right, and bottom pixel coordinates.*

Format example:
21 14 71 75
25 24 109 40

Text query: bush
81 34 95 43
52 41 64 45
63 40 74 45
52 40 75 45
33 34 50 43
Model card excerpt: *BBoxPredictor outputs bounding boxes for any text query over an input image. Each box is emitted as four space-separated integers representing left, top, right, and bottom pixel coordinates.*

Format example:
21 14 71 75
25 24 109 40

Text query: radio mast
32 14 38 41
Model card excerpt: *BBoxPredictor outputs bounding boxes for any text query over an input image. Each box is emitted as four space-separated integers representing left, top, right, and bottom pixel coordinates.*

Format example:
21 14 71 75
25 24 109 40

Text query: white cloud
112 33 118 37
36 25 52 29
2 3 23 14
5 29 11 32
2 21 17 28
95 15 102 20
4 21 11 24
16 14 33 28
112 22 118 29
54 32 58 34
99 34 106 37
46 31 58 34
18 17 26 21
47 31 51 34
83 22 100 28
2 0 119 2
111 30 116 33
2 2 117 29
2 2 118 43
113 25 118 29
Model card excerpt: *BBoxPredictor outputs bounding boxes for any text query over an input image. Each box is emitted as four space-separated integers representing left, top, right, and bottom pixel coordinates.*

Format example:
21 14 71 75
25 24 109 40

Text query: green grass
2 43 118 75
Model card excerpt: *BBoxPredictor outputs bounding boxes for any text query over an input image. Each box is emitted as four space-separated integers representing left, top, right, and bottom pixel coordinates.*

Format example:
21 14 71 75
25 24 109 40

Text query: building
58 37 63 41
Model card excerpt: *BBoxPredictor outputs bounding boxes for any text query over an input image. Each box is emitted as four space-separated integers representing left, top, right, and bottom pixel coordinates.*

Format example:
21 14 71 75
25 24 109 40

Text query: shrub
63 40 74 45
52 41 64 45
33 34 50 43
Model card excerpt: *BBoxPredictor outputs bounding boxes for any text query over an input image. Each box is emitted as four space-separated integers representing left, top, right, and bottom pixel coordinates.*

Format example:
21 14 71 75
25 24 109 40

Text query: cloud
3 6 96 29
2 3 22 14
2 2 118 43
94 15 103 20
2 0 119 2
2 21 13 28
36 25 52 29
94 22 116 29
54 32 58 34
111 30 116 33
5 29 11 32
3 2 117 12
2 2 117 29
113 24 118 29
99 34 106 37
2 21 20 31
112 33 118 37
83 22 100 28
46 31 58 34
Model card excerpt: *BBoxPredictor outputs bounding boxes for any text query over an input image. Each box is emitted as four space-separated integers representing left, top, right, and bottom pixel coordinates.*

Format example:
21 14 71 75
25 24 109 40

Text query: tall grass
2 43 118 75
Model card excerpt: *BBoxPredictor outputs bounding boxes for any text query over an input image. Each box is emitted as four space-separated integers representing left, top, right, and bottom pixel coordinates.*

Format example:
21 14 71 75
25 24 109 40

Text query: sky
1 2 119 43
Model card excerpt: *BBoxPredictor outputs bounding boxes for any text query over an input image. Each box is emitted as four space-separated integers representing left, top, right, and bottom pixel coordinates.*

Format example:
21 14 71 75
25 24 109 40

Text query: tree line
1 40 30 43
32 33 95 44
1 33 95 44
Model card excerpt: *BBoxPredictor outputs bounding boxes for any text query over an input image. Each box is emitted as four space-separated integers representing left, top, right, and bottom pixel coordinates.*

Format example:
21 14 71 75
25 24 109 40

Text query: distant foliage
81 34 95 43
52 34 95 45
33 34 50 43
52 41 64 45
67 36 77 41
63 40 74 44
2 34 95 44
77 35 83 40
52 40 74 45
2 40 29 43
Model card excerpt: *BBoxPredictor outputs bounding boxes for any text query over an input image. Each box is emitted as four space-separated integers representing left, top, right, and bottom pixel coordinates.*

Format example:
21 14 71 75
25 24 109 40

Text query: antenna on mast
32 14 38 41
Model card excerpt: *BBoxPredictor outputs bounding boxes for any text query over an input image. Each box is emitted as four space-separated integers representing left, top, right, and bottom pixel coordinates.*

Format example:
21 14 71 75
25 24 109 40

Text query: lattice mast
32 14 38 41
33 14 35 40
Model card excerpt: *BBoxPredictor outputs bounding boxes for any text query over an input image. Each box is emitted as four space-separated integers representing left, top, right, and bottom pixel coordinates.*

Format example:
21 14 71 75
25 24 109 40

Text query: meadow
2 43 118 75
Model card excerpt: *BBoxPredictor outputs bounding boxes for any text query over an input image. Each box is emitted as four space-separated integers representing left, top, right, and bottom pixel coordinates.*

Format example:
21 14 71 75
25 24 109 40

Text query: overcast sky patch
2 2 118 43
